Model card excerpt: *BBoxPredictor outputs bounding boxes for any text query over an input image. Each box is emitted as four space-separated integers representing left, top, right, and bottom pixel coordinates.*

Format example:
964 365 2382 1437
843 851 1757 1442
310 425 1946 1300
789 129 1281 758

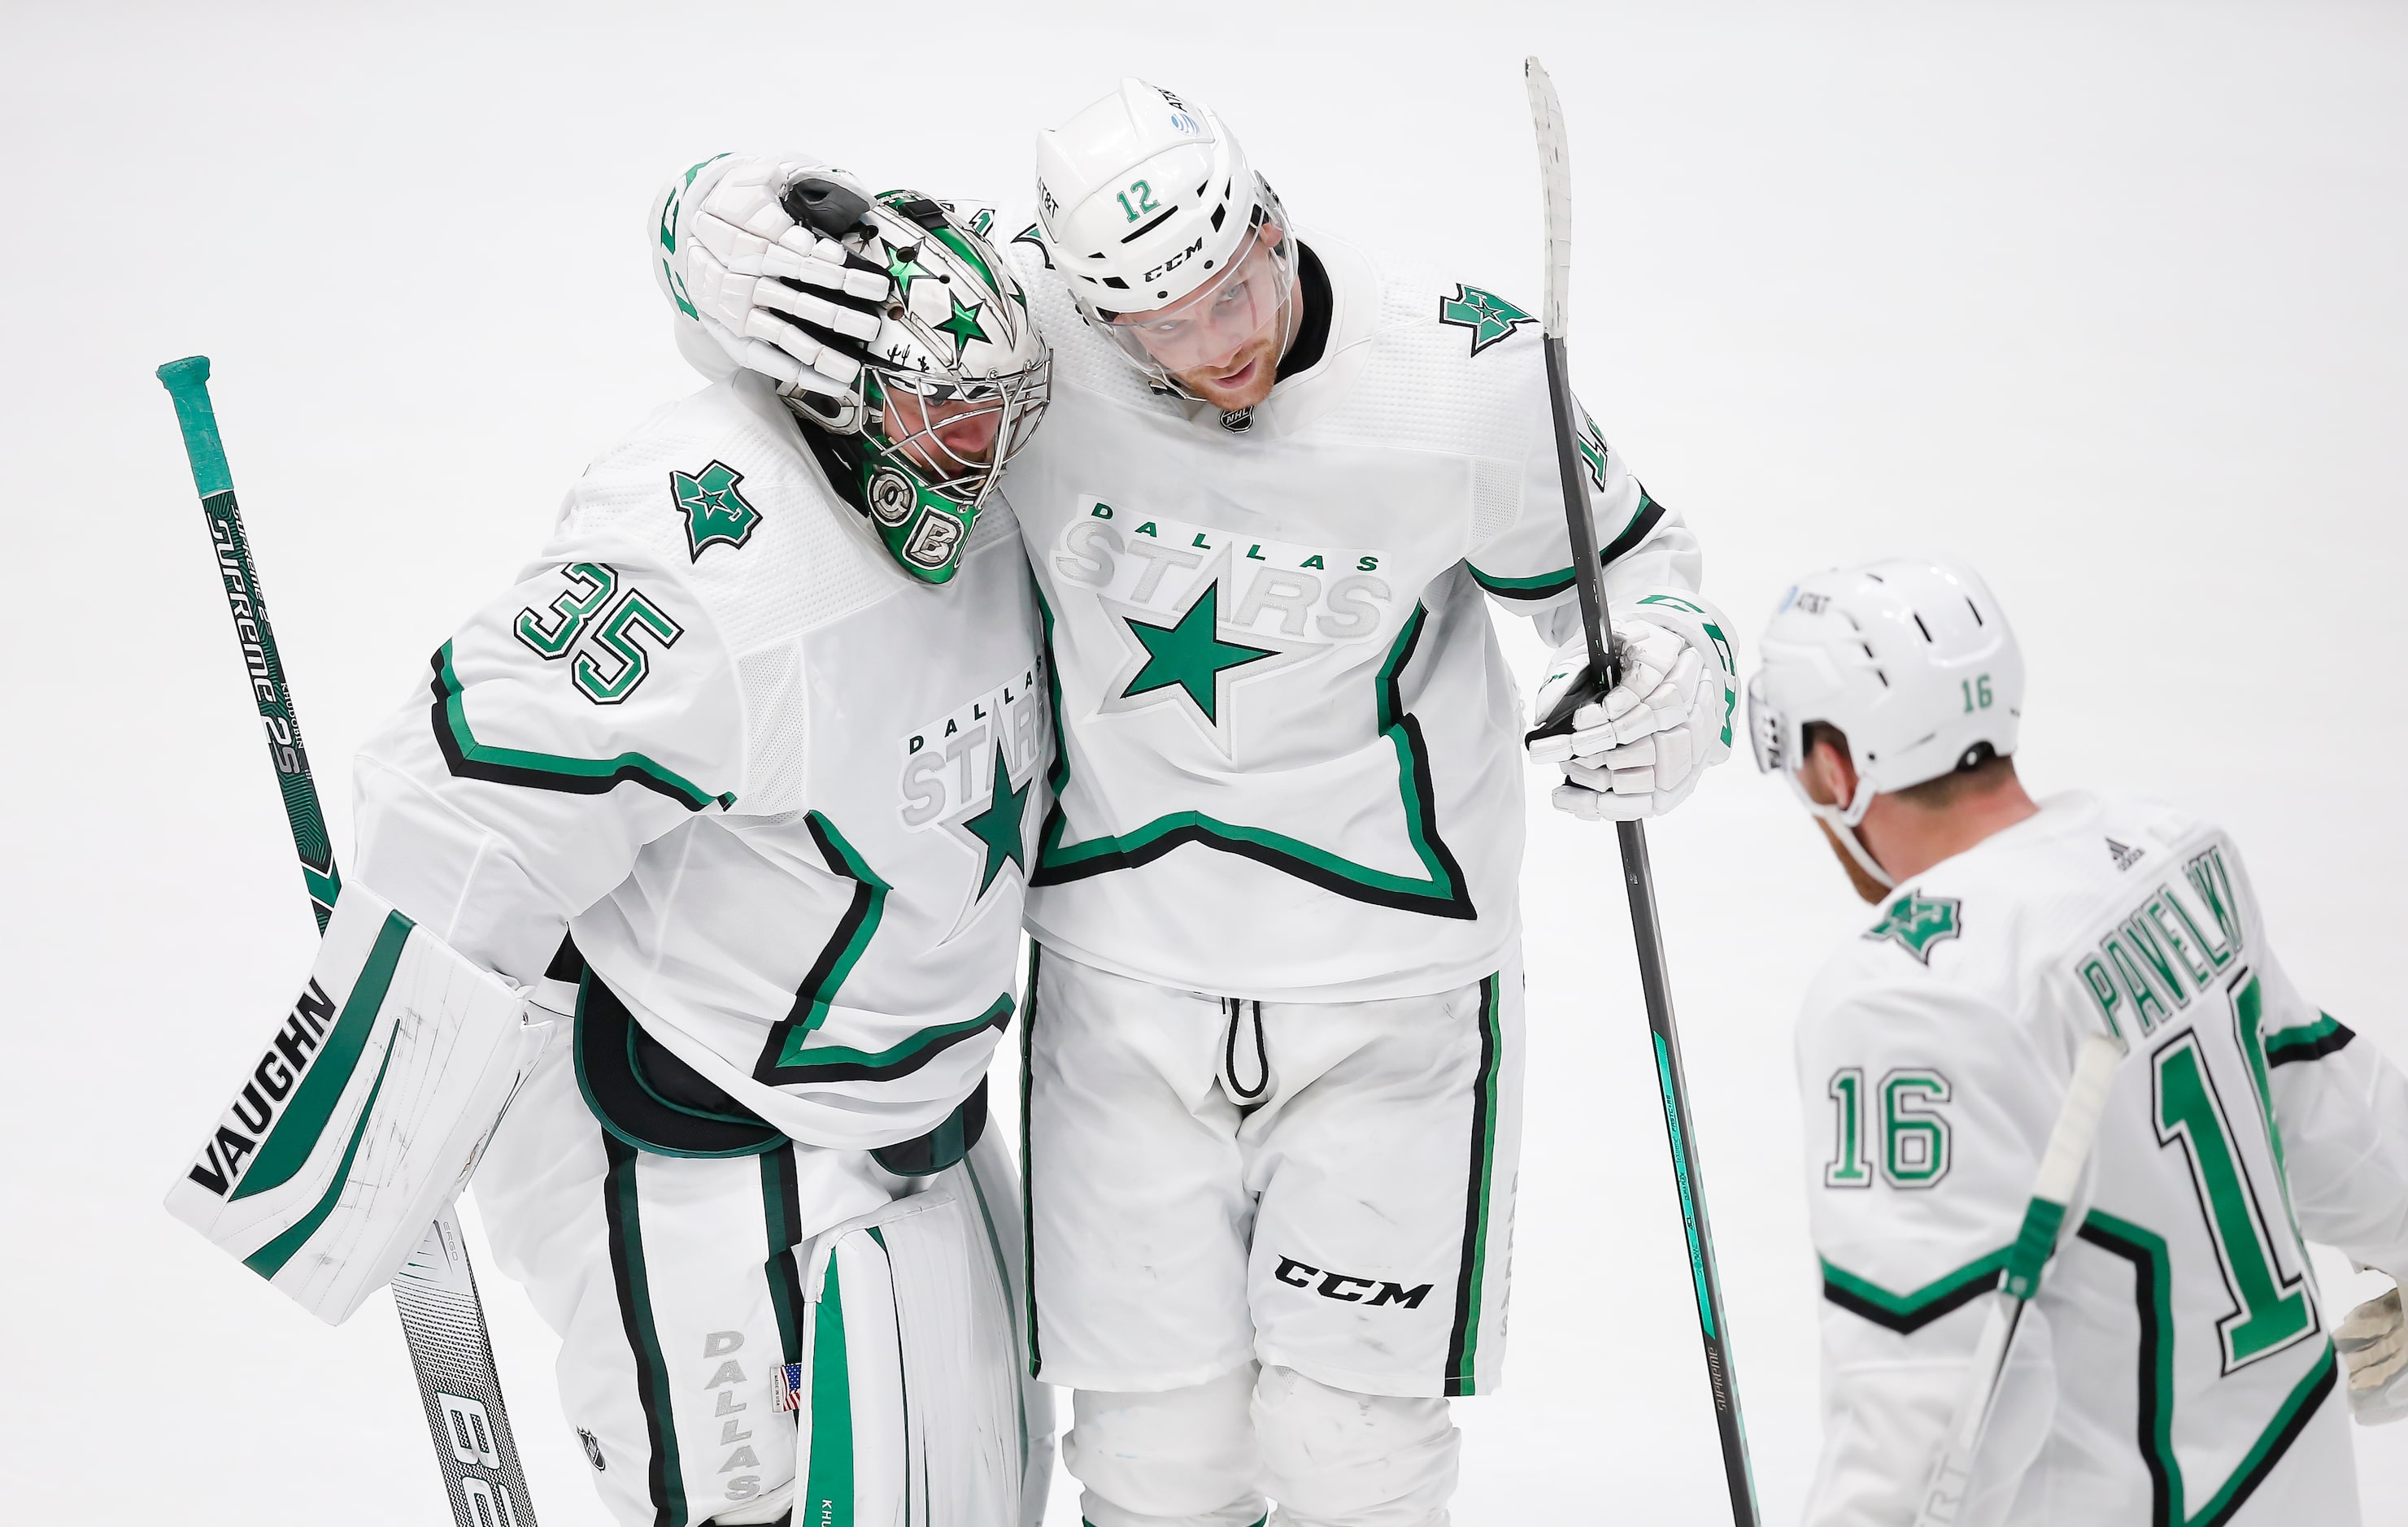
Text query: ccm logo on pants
1273 1257 1431 1309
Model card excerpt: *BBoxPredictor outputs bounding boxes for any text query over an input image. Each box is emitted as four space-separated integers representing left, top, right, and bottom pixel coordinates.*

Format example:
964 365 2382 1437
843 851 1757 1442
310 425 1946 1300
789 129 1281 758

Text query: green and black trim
755 813 891 1085
242 911 416 1278
603 1133 688 1527
1443 972 1504 1397
1466 489 1666 603
761 1146 810 1377
428 642 732 811
802 1248 857 1527
1032 597 1475 920
768 998 1011 1088
1821 1248 2010 1334
1021 941 1043 1378
577 968 784 1159
2079 1210 2336 1527
2265 1014 2354 1068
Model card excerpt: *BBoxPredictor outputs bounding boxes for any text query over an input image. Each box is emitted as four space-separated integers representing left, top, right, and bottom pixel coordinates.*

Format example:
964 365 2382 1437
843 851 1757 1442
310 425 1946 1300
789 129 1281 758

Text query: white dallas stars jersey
1796 790 2408 1525
995 223 1700 1000
351 372 1048 1150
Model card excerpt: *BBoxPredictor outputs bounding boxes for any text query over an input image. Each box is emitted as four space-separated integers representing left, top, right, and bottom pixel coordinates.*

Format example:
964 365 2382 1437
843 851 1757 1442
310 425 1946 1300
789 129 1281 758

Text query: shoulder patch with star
670 460 760 560
1437 284 1538 356
1864 890 1963 965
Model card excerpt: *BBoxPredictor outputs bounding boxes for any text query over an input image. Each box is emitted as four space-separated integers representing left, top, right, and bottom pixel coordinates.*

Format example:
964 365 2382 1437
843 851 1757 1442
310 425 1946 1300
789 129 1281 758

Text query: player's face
882 389 1004 480
1112 224 1293 411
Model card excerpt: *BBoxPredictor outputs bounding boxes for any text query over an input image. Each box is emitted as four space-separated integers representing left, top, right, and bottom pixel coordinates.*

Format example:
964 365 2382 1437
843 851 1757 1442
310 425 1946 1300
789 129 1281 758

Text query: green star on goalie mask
798 190 1052 584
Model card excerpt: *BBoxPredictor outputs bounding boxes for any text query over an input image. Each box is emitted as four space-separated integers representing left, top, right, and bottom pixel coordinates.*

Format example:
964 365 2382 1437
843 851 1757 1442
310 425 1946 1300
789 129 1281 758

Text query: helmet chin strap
1788 772 1896 895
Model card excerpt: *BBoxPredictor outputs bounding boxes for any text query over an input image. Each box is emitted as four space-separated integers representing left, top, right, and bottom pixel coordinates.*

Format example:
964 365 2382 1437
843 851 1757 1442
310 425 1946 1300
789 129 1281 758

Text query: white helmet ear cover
1747 669 1892 887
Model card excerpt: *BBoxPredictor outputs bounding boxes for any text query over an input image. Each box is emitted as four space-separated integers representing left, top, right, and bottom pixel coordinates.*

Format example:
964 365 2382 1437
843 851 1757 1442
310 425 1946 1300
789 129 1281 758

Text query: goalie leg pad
164 881 554 1325
477 1048 905 1526
793 1168 1034 1527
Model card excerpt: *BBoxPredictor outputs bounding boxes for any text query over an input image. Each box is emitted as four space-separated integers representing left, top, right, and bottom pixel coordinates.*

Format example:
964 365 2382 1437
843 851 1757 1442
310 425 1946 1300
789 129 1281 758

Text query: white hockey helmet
1034 79 1297 393
1748 556 2023 885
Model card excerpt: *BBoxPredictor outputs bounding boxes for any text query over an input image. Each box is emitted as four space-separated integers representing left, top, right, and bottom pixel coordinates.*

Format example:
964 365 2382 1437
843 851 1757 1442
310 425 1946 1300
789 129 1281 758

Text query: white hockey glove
1526 590 1737 822
2338 1286 2408 1425
653 153 894 401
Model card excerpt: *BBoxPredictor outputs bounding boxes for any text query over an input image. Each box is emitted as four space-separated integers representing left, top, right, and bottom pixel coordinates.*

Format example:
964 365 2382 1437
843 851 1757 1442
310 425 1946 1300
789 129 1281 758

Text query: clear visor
1100 215 1296 389
873 359 1052 501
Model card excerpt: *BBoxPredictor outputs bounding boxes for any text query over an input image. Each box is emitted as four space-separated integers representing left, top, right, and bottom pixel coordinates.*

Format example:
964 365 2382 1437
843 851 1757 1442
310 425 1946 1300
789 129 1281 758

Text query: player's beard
1817 818 1892 904
1170 326 1287 412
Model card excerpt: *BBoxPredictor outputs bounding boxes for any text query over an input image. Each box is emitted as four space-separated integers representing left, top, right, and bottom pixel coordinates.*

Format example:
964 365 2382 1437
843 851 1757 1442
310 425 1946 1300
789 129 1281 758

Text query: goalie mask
790 188 1051 584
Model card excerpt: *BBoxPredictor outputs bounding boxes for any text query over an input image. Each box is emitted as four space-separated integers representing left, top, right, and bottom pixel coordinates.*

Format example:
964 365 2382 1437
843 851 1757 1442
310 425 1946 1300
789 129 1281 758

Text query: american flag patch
773 1362 805 1412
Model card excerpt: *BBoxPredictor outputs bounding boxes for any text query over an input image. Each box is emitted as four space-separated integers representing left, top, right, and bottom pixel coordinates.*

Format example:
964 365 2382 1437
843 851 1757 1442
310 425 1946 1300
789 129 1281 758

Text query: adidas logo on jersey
2107 837 2145 871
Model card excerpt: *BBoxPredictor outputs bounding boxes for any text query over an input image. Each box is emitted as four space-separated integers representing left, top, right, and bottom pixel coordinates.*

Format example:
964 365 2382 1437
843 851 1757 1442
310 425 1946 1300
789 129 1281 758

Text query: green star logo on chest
1121 579 1281 722
1866 890 1964 965
670 459 760 560
957 742 1032 895
1437 283 1538 356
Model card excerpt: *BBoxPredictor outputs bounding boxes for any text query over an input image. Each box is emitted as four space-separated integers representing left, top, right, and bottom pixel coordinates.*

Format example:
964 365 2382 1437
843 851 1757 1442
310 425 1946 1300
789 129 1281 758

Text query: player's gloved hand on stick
653 154 893 402
2339 1285 2408 1425
1526 590 1736 822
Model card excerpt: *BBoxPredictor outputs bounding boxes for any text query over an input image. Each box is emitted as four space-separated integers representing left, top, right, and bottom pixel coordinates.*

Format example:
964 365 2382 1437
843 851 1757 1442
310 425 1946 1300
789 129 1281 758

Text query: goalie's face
855 363 1050 585
1106 222 1295 412
882 388 1008 479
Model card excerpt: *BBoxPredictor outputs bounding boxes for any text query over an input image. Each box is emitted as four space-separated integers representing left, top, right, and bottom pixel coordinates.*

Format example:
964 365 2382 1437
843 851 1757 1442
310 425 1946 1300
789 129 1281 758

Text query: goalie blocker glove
164 882 561 1325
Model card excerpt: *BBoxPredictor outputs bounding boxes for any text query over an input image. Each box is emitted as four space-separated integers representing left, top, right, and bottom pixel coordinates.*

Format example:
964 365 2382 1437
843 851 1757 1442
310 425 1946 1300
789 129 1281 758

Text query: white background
5 2 2405 1520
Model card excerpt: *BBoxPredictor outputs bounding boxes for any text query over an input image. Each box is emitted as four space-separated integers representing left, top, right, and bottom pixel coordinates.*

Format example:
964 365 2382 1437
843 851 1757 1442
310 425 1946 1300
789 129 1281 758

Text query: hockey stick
1912 1029 2125 1525
1520 59 1761 1526
158 355 542 1527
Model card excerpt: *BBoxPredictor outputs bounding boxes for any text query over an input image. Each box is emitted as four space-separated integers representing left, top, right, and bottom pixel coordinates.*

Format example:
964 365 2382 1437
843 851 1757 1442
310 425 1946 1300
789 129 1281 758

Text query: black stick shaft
1536 334 1761 1525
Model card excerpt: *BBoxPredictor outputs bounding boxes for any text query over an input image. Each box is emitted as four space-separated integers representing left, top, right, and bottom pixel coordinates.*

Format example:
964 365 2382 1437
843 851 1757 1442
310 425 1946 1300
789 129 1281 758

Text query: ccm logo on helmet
1273 1256 1432 1309
1144 236 1207 284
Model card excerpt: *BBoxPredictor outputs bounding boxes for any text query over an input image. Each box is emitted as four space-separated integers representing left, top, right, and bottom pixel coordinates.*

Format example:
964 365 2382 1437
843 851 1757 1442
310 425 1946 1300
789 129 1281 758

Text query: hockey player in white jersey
1001 83 1738 1527
670 84 1736 1525
1748 555 2408 1525
174 159 1057 1527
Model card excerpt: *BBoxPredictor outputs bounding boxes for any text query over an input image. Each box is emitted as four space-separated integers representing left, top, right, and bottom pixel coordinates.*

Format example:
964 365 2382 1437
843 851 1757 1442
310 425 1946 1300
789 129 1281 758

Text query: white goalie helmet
1034 78 1297 394
1748 556 2023 885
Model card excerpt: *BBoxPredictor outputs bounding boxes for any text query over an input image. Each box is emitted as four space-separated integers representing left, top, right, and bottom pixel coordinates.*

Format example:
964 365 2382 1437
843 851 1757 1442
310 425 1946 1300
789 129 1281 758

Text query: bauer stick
158 356 541 1527
1912 1029 2126 1525
1520 59 1761 1526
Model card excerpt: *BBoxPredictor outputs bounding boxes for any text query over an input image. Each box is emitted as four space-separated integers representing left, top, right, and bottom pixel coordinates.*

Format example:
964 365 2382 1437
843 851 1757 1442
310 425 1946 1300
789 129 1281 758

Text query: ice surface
7 2 2404 1521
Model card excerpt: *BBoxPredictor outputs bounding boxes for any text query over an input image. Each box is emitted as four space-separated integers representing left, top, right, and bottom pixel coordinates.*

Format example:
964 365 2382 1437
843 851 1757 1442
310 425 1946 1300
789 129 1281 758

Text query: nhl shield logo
1865 890 1963 965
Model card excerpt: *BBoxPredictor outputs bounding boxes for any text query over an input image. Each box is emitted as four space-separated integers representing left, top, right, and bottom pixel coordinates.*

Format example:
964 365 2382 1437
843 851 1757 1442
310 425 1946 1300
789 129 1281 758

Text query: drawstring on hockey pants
1218 997 1269 1105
